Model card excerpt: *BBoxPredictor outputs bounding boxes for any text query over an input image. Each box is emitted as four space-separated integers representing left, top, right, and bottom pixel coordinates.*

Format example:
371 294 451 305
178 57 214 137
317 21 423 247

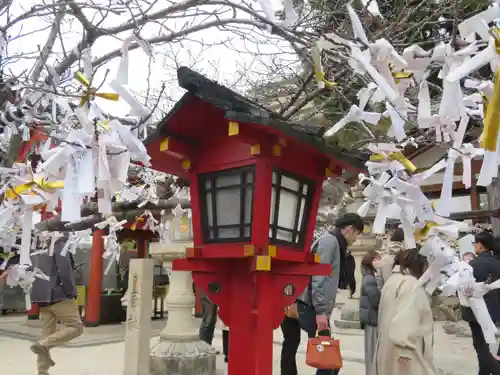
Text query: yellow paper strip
314 69 337 88
74 71 90 87
370 151 416 172
482 68 500 151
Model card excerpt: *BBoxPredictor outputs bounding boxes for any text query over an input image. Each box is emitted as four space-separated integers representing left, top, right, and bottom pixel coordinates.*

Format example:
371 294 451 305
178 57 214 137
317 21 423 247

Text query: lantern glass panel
269 169 314 248
206 192 213 226
215 189 241 225
244 191 253 223
277 190 298 228
216 174 241 188
277 229 293 242
199 166 255 243
282 176 300 191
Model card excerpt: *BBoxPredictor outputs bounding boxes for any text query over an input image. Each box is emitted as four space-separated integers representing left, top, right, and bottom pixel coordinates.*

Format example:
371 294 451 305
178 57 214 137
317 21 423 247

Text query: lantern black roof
149 67 368 170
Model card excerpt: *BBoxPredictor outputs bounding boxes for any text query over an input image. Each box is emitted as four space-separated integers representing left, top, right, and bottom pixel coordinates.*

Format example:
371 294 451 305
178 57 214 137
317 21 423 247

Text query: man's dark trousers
199 292 218 344
469 321 500 375
280 315 301 375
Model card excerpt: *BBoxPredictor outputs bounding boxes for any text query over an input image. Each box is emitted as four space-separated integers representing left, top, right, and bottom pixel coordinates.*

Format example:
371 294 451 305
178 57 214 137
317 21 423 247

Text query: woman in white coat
372 248 436 375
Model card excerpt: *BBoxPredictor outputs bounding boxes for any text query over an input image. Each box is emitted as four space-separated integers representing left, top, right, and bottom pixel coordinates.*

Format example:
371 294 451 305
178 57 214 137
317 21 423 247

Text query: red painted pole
84 229 104 327
27 304 39 320
227 271 255 375
137 239 148 258
253 273 275 375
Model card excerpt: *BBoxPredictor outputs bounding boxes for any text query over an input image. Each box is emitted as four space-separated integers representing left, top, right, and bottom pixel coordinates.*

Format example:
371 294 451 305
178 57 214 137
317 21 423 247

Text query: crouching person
30 235 83 375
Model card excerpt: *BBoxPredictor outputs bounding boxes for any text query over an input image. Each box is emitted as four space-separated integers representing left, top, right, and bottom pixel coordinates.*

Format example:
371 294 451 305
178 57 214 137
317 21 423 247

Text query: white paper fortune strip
324 86 380 138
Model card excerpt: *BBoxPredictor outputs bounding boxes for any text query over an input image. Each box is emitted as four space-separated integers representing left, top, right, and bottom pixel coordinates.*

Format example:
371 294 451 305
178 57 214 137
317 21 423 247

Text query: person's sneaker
30 343 55 366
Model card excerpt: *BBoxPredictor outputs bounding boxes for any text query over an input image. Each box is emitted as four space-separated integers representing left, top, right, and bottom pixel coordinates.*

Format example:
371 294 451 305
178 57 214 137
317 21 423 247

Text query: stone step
333 319 361 330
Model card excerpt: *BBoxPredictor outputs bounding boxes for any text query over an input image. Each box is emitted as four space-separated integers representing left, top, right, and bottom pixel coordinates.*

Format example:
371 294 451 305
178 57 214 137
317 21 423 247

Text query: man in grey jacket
297 213 364 375
30 236 83 375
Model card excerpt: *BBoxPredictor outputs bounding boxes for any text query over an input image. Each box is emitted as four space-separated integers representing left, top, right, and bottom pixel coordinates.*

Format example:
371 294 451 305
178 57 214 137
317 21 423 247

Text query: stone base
334 301 345 309
334 298 361 329
333 319 361 329
442 322 473 338
431 296 461 322
442 321 500 338
149 339 217 375
340 299 359 321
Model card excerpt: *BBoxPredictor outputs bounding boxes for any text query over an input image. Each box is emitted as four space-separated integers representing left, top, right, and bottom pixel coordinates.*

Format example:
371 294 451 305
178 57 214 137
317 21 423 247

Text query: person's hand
316 314 329 331
398 356 411 365
0 272 8 281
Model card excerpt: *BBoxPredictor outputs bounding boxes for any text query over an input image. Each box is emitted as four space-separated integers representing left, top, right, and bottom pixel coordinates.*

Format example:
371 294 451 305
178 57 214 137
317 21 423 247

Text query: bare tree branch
93 18 268 68
31 4 66 82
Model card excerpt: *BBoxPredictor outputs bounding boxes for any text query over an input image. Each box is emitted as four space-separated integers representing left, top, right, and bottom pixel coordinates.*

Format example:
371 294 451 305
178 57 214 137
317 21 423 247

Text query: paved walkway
0 308 478 375
0 314 168 347
0 330 365 375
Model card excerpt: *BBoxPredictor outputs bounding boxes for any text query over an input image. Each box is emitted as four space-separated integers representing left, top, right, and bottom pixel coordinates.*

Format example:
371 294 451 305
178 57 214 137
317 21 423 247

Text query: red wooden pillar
85 230 104 327
137 238 148 258
253 272 275 375
471 177 479 224
27 304 39 320
227 271 255 375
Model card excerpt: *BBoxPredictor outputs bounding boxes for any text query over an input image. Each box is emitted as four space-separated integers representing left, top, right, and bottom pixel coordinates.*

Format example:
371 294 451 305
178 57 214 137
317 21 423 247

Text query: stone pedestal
334 298 361 329
149 230 216 375
444 321 500 338
431 295 462 322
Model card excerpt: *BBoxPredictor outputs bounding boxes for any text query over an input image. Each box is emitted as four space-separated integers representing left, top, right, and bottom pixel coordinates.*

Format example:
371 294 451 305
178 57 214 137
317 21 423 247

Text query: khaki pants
37 299 83 375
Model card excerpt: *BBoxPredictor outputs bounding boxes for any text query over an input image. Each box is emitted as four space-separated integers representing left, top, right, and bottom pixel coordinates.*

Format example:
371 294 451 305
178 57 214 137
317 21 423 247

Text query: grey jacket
297 232 341 315
359 267 381 326
31 237 77 305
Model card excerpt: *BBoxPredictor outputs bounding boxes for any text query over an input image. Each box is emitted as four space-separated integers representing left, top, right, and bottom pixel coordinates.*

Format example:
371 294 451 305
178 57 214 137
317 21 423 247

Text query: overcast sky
3 0 299 119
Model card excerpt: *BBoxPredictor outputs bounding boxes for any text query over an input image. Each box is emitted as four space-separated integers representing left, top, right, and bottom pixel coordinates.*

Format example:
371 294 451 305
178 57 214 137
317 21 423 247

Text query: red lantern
145 67 365 375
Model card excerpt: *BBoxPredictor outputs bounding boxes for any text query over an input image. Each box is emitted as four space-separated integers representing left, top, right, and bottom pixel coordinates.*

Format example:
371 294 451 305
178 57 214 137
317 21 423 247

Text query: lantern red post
144 67 366 375
137 239 148 258
84 229 104 326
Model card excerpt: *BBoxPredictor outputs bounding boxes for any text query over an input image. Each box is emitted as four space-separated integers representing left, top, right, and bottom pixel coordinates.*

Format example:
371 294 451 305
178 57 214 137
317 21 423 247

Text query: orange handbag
306 335 343 369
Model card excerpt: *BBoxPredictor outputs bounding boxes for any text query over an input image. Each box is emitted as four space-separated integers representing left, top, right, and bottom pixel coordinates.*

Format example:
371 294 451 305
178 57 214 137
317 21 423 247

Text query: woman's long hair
361 250 380 273
393 246 427 279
